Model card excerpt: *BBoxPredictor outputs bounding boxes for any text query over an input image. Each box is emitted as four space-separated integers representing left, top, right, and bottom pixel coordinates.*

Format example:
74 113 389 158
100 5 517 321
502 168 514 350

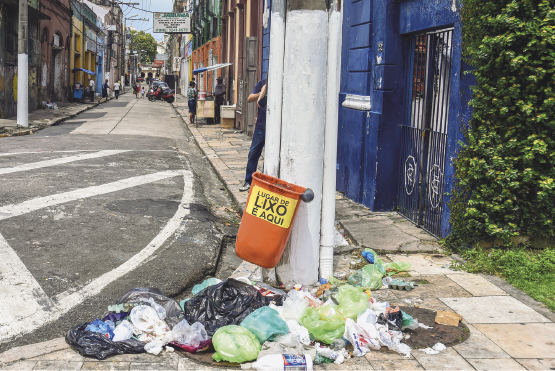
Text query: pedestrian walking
239 79 267 192
141 87 145 98
214 77 226 124
114 81 121 99
187 81 197 124
99 79 110 104
89 78 95 102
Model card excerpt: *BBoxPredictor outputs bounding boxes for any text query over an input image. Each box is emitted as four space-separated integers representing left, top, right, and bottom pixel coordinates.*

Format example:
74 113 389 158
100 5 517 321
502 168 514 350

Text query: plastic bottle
252 354 313 371
331 338 348 350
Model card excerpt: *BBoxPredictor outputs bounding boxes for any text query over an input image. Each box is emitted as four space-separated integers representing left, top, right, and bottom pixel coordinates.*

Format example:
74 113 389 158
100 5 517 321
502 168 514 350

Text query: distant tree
129 30 157 63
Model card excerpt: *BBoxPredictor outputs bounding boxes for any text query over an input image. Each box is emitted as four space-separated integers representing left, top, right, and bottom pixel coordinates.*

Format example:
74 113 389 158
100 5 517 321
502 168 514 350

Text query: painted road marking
0 234 54 327
0 170 194 342
0 150 130 175
0 170 184 221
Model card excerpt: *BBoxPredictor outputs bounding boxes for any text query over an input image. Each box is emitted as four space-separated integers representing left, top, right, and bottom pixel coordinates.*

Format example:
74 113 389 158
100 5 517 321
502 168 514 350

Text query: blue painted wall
337 0 404 210
337 0 470 237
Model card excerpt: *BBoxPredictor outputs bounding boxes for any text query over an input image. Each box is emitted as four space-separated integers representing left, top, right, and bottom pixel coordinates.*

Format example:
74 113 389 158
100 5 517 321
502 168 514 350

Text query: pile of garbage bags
66 250 422 368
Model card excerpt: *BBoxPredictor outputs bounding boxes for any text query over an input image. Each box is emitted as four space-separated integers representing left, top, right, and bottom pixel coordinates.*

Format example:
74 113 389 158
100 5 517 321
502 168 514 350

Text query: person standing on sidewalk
89 78 95 102
239 79 267 192
99 79 110 104
187 81 197 123
214 77 226 124
114 81 121 99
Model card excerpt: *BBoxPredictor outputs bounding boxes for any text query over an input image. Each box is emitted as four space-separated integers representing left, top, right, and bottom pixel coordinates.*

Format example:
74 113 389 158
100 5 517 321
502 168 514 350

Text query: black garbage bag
182 278 283 335
376 312 403 331
116 287 184 329
387 311 403 331
65 323 146 360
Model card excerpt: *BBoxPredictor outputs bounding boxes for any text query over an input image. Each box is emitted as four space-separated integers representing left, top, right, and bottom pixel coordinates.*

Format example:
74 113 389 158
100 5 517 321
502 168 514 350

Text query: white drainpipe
319 0 343 280
264 0 286 177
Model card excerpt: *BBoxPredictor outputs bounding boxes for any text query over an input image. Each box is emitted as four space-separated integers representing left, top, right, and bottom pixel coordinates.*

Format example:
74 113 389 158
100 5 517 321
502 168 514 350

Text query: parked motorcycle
148 86 175 103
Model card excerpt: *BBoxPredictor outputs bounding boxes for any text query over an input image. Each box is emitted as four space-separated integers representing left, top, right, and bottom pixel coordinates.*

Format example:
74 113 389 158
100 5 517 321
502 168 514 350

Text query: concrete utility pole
274 0 329 285
17 0 29 127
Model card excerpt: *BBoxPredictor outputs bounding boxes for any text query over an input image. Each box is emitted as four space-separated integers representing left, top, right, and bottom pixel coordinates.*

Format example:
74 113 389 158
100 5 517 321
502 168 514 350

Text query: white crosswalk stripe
0 150 130 175
0 165 194 343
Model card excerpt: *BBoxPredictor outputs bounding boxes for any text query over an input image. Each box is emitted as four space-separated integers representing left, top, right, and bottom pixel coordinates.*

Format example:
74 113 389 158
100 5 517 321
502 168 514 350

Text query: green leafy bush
448 0 555 247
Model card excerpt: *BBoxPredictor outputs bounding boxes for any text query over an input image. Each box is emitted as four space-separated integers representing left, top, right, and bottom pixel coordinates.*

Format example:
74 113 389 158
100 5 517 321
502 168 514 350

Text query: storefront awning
72 68 96 75
192 63 233 75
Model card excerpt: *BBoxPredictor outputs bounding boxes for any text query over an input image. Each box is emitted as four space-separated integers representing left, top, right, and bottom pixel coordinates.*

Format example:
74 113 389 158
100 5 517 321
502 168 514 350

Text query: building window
5 7 18 64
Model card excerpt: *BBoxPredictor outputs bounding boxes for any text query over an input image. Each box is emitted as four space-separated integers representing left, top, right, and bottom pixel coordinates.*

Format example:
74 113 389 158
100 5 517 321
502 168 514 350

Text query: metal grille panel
398 29 453 238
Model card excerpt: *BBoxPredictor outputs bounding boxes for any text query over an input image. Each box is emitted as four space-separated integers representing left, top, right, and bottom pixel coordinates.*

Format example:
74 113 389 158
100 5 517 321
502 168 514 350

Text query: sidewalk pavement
0 96 119 138
1 101 554 370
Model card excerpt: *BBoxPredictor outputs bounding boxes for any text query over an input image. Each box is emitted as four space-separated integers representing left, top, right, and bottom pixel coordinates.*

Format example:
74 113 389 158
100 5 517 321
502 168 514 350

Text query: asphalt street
0 90 242 352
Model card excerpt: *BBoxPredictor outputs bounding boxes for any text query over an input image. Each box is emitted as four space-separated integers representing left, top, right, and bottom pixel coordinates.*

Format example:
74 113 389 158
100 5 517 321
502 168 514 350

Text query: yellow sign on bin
245 185 298 228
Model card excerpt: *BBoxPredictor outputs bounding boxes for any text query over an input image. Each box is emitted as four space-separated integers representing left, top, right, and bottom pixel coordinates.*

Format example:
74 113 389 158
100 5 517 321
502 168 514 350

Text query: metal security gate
397 28 454 237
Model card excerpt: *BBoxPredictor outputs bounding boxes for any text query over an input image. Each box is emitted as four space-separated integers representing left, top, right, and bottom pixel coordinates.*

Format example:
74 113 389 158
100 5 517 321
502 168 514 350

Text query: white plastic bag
112 320 133 342
147 297 167 320
130 305 169 337
343 318 380 357
282 291 309 322
420 342 446 355
144 339 164 355
252 354 314 371
315 343 348 365
389 342 411 358
286 320 311 345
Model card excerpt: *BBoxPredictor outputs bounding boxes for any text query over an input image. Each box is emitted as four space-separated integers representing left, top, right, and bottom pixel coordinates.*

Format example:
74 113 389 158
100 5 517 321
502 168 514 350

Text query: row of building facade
161 0 471 238
0 0 126 118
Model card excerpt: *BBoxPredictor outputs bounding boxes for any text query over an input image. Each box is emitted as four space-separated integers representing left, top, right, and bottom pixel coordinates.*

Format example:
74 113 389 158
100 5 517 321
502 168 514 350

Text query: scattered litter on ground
435 311 463 327
420 342 447 354
63 249 462 366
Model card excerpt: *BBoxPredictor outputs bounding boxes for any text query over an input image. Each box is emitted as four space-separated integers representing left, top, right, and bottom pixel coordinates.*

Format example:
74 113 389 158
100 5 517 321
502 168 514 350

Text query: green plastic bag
240 306 289 343
336 284 369 319
300 305 346 344
383 261 412 276
212 325 261 363
401 310 413 327
362 263 385 290
192 278 222 296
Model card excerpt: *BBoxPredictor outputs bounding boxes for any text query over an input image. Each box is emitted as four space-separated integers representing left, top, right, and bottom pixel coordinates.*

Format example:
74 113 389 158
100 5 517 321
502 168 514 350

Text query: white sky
121 0 174 41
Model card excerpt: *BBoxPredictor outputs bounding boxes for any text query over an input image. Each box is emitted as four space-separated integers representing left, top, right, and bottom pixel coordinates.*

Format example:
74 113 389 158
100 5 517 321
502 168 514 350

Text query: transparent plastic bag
172 319 209 347
300 305 345 345
383 262 412 276
147 298 167 320
336 285 369 319
282 290 310 322
212 325 261 363
240 307 289 343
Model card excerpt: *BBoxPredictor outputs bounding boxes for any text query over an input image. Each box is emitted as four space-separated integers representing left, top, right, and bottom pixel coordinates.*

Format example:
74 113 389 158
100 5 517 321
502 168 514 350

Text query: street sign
153 13 191 33
173 57 181 72
155 54 169 61
152 60 164 68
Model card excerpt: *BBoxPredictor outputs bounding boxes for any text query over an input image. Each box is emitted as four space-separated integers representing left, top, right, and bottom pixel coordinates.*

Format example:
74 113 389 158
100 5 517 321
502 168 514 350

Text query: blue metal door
398 28 453 237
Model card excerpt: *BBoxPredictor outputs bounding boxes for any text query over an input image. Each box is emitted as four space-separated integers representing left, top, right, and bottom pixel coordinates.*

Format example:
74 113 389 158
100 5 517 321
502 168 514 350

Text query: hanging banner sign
153 13 191 33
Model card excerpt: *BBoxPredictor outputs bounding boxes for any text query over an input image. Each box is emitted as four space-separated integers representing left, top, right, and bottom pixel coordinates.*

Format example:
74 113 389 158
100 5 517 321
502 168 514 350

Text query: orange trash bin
236 172 314 269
